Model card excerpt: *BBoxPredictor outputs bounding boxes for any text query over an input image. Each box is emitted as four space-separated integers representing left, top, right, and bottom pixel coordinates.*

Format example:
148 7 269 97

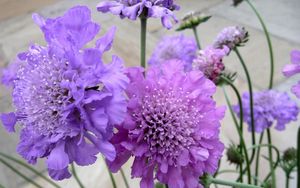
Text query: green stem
285 172 290 188
221 77 251 184
245 0 274 89
0 183 4 188
140 16 147 68
234 48 256 163
192 27 201 49
71 164 84 188
221 77 244 182
217 170 239 175
246 144 280 184
106 164 117 188
0 152 60 188
120 168 130 188
0 157 42 188
266 129 276 188
209 176 261 188
297 127 300 188
254 132 264 185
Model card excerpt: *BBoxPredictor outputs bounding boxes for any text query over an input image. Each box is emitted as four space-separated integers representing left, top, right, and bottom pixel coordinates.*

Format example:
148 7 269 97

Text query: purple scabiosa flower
97 0 179 29
282 50 300 98
233 90 299 133
193 46 229 83
148 34 198 71
213 26 248 50
107 60 225 188
0 6 129 180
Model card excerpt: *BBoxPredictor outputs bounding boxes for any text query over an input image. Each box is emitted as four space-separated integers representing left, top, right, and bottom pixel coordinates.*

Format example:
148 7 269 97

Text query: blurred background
0 0 299 187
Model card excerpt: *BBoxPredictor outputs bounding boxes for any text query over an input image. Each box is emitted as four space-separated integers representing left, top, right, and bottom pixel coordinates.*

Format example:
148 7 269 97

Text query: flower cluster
108 61 225 188
213 26 248 50
233 90 299 133
0 6 129 180
148 34 198 71
3 1 297 187
282 50 300 98
97 0 179 29
193 46 229 83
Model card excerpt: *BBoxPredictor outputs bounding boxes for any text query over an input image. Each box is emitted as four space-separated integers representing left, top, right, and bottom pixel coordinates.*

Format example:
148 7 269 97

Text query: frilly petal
47 141 69 170
0 112 17 132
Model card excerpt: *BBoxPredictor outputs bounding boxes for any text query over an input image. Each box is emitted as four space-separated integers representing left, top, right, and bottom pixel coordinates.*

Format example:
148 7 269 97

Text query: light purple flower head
107 60 225 188
193 46 229 83
97 0 179 29
233 90 299 133
148 34 198 71
213 26 248 50
0 6 129 180
282 50 300 98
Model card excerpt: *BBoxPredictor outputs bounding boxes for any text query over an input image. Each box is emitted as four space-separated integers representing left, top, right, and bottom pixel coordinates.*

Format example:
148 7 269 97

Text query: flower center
14 53 71 136
133 87 200 165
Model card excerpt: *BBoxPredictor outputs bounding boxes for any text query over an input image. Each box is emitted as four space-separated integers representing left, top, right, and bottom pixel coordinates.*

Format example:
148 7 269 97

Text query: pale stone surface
0 0 299 188
210 0 300 44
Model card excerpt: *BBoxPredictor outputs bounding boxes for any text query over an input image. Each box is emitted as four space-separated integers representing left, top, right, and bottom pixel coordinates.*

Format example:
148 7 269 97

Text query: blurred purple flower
282 50 300 98
107 60 225 188
0 6 129 180
213 26 248 50
193 46 229 83
149 34 198 71
234 90 299 133
97 0 179 29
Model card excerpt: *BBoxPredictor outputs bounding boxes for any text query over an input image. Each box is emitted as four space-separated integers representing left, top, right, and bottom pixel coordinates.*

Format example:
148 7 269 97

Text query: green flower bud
280 147 297 174
283 147 297 162
226 144 244 165
177 11 211 31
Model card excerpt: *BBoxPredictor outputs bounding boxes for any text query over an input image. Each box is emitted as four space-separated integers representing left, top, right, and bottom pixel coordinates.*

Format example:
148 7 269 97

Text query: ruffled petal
291 50 300 64
48 167 71 181
66 137 98 166
47 141 69 170
0 112 17 132
96 26 116 53
282 64 300 77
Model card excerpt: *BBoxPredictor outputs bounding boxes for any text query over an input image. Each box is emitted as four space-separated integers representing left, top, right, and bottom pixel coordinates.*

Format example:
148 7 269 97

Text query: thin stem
298 127 300 188
192 27 201 49
0 157 42 188
285 172 290 188
209 177 261 188
0 152 60 188
140 17 147 68
0 183 4 188
217 170 239 175
71 164 84 188
106 164 117 188
246 144 280 184
234 48 256 163
266 129 276 188
254 132 264 185
120 168 130 188
221 77 251 184
245 0 274 89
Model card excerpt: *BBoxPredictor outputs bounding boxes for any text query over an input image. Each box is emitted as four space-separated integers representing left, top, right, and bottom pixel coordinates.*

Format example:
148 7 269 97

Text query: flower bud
283 147 297 162
226 144 244 165
280 147 297 174
177 11 211 31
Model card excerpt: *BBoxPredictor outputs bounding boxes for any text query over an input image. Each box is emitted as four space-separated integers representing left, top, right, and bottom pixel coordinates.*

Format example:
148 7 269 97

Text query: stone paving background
0 0 299 187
